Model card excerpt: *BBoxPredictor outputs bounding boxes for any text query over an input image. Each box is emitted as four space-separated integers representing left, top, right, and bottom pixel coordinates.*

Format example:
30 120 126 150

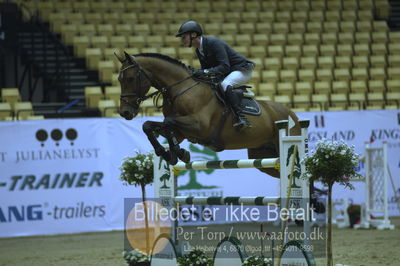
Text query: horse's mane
135 53 189 71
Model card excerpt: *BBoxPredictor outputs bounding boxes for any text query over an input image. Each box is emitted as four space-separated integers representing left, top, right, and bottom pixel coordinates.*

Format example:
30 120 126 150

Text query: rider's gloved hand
192 69 205 78
193 69 211 79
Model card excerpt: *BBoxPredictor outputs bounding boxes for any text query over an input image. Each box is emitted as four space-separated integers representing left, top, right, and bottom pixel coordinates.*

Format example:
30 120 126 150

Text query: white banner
0 110 399 237
0 118 154 237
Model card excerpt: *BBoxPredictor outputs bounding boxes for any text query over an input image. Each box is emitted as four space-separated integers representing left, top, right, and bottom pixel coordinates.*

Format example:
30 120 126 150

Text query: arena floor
0 218 399 266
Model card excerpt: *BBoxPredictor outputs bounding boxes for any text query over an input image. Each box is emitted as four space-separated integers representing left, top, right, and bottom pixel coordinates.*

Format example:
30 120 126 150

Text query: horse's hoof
169 153 178 165
178 149 191 163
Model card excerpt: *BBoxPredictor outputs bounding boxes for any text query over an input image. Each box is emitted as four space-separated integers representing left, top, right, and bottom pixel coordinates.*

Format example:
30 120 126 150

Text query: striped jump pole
174 196 279 206
173 158 279 171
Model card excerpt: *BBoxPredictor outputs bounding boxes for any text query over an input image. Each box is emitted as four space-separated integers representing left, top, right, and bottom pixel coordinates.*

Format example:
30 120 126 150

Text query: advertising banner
0 118 153 237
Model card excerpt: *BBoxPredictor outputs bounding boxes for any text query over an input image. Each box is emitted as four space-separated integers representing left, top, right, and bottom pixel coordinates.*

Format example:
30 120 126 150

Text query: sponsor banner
0 118 155 237
1 110 399 237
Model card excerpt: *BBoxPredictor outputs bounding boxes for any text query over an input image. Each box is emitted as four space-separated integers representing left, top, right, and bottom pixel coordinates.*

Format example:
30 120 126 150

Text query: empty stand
14 102 33 120
10 0 397 115
1 88 21 109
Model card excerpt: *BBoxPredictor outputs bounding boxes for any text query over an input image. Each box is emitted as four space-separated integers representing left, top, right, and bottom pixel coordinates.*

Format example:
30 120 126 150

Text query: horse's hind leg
248 142 280 178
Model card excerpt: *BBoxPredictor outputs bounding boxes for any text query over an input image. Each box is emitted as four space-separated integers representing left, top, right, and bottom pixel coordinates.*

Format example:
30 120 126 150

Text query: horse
115 51 301 178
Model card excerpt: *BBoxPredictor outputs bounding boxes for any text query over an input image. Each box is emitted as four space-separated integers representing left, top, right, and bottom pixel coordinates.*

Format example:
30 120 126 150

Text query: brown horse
116 52 300 178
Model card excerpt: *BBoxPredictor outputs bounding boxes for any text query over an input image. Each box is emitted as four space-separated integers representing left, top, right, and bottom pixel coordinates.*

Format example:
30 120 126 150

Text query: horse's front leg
160 126 190 163
142 120 188 164
142 121 174 163
163 116 206 163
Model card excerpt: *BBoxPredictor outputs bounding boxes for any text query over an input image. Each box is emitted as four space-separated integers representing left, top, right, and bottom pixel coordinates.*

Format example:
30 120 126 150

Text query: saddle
190 69 261 116
190 72 261 151
212 84 261 116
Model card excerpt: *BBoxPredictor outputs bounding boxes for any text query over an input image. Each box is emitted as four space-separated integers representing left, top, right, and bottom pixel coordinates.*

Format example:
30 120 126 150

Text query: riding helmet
175 20 203 37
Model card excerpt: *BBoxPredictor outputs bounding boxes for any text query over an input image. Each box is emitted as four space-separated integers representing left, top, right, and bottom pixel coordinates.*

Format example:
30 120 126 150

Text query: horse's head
115 52 152 120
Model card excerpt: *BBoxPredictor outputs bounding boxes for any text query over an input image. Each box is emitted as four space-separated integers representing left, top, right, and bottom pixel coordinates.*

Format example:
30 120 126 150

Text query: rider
176 20 255 130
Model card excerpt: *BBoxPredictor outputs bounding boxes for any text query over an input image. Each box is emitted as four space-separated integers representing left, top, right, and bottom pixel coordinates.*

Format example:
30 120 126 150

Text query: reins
119 60 200 109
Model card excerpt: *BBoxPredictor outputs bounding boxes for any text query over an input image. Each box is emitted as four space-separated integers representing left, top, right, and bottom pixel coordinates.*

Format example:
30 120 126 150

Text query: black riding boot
225 86 251 130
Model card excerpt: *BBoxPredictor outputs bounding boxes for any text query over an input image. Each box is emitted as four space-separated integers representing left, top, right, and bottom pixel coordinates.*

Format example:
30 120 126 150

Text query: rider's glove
193 69 209 78
192 69 205 78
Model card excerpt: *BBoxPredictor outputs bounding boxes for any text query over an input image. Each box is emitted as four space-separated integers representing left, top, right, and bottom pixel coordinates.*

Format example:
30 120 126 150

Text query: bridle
119 62 155 109
119 60 199 109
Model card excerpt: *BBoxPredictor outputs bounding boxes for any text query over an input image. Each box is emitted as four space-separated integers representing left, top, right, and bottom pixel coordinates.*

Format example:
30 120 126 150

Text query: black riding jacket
195 36 254 77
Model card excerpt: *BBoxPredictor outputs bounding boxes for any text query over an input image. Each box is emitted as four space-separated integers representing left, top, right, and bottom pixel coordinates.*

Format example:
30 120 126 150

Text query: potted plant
242 255 273 266
122 249 150 266
177 249 213 266
302 139 361 266
120 150 154 260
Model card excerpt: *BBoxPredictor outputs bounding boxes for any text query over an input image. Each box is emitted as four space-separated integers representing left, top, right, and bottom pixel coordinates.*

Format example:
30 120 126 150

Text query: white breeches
221 70 253 91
